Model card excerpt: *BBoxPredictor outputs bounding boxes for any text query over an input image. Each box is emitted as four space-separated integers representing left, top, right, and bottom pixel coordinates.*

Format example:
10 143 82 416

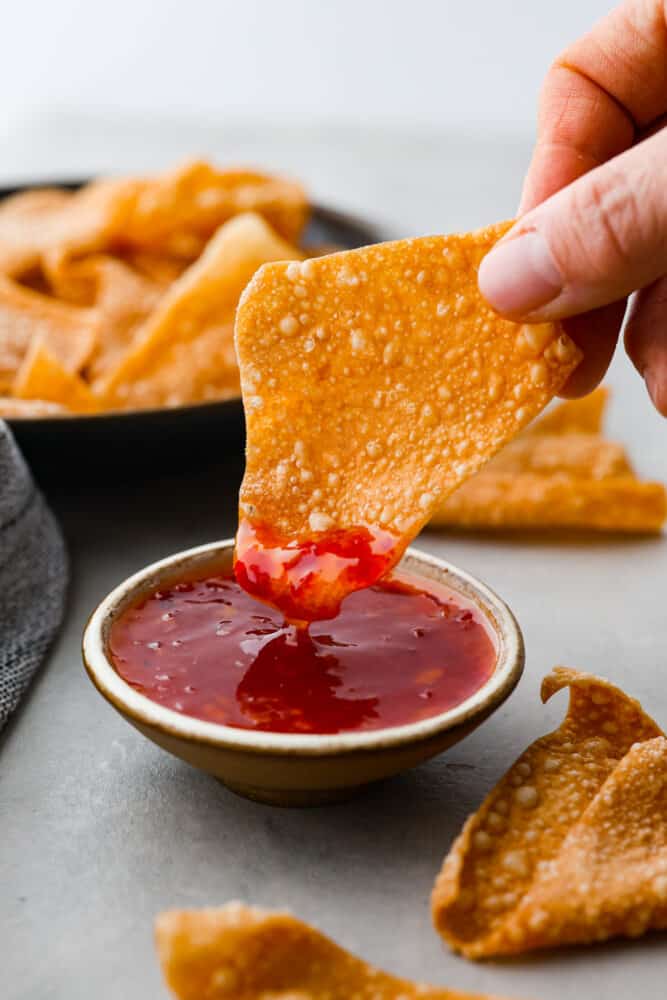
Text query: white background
4 1 611 137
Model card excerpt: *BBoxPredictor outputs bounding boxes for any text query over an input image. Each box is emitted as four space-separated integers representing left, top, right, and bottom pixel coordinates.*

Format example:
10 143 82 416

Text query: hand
478 0 667 415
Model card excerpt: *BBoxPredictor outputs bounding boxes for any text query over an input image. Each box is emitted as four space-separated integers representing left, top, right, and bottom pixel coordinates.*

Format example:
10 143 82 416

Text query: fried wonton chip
99 213 301 410
0 275 97 391
45 254 163 380
117 249 189 286
0 161 307 279
430 475 667 533
155 903 512 1000
235 222 580 612
432 667 666 958
431 390 667 533
13 341 101 413
0 179 139 278
0 396 67 418
119 160 309 256
530 386 607 435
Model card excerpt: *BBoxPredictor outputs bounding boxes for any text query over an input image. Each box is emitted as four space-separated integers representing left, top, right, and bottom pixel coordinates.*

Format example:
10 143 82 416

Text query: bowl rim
82 539 524 756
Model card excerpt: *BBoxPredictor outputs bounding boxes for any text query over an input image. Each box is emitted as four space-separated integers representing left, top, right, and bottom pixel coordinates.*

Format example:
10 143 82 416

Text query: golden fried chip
13 341 101 413
155 903 512 1000
0 396 67 418
46 254 163 380
486 433 631 479
430 474 667 533
0 179 138 277
118 249 189 286
531 387 608 436
0 276 97 391
431 389 666 533
432 667 665 958
502 736 667 950
120 160 309 255
99 213 301 410
235 222 580 609
0 162 307 280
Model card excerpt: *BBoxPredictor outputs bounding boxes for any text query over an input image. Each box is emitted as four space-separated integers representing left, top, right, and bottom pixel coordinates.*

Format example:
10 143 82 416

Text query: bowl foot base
222 780 367 807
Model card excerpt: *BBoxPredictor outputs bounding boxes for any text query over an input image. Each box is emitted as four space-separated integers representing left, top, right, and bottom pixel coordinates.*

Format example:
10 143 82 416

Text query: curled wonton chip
155 903 512 1000
432 667 666 958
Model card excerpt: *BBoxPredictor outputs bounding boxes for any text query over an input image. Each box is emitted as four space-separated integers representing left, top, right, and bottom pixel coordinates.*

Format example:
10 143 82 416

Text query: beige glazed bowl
82 539 524 806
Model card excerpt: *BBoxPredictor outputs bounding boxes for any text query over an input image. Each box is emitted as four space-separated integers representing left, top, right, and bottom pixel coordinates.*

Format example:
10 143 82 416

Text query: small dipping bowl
83 539 524 806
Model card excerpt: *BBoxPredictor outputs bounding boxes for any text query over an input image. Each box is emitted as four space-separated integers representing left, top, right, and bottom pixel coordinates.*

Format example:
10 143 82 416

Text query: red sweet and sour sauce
109 568 496 735
233 518 401 624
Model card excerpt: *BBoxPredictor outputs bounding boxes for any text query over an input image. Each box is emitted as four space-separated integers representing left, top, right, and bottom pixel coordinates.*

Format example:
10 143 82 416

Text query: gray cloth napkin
0 422 68 731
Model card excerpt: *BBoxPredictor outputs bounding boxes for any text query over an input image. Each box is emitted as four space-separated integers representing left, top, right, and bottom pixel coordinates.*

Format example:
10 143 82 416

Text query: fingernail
478 229 563 316
644 369 667 417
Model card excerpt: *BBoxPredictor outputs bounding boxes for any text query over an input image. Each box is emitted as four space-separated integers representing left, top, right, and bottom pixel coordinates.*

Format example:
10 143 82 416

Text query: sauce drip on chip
108 569 496 735
233 518 399 623
233 222 581 620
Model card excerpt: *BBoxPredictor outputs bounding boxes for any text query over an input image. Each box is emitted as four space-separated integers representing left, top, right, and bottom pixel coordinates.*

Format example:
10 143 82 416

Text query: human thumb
479 128 667 322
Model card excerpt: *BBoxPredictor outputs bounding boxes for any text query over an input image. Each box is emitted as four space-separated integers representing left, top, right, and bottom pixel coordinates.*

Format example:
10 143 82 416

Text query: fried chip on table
13 341 101 413
155 903 512 1000
0 275 97 391
486 433 631 479
431 390 667 533
236 221 580 558
100 213 301 410
430 474 667 533
530 387 607 436
432 667 665 958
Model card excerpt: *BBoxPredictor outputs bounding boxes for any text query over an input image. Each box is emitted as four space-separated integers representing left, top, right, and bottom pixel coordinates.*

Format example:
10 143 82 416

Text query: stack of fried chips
430 388 666 533
0 160 308 416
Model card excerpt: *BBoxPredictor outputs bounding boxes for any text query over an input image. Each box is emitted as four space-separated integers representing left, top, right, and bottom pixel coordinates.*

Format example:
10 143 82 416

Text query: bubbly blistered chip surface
432 667 665 957
155 903 512 1000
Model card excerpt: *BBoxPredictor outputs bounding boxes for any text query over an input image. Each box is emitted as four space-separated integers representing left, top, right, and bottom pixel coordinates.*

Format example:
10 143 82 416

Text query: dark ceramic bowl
1 181 383 474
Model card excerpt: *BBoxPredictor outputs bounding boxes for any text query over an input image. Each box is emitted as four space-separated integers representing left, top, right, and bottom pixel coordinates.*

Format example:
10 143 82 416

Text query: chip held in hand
234 222 581 621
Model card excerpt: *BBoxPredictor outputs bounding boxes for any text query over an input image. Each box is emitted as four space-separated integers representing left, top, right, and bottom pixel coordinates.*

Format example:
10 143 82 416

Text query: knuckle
572 165 645 277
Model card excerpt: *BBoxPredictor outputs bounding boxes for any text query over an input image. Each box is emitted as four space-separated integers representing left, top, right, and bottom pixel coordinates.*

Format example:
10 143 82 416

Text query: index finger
520 0 667 211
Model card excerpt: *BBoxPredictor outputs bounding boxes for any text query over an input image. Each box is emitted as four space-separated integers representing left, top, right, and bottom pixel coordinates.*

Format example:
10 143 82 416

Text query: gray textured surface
0 424 67 730
1 126 666 999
